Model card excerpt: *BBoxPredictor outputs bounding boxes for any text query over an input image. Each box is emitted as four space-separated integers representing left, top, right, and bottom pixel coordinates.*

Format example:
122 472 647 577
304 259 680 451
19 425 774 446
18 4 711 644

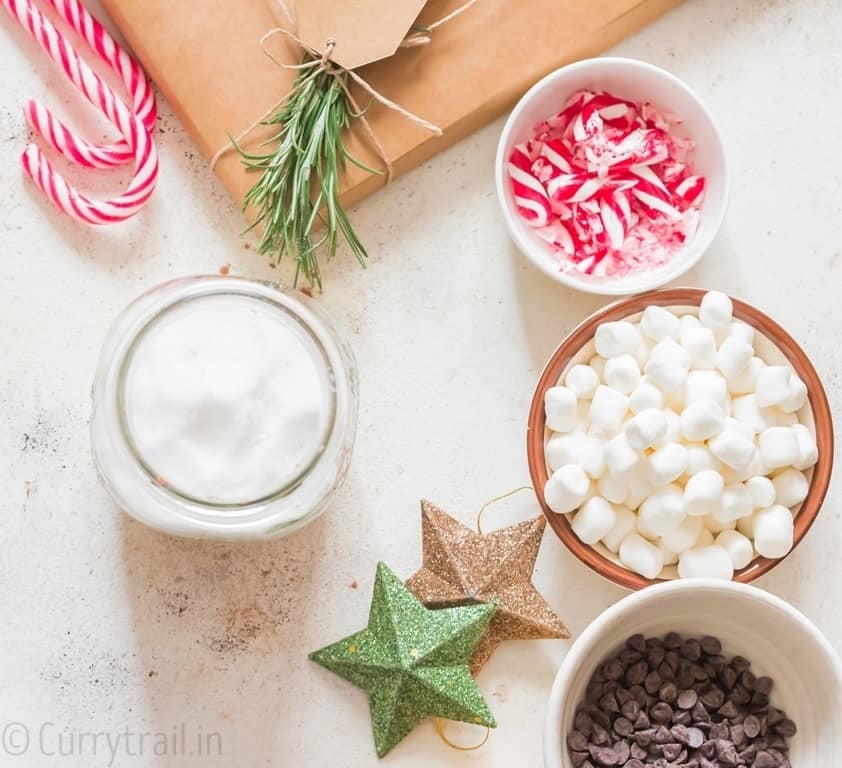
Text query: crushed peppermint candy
508 89 705 278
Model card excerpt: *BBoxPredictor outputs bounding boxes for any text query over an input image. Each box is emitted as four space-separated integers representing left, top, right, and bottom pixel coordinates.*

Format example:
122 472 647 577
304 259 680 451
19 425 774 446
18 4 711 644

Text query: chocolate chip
677 689 698 710
570 751 590 767
591 723 609 745
574 710 593 736
731 655 751 673
766 706 785 726
620 699 639 720
700 687 725 710
613 717 633 738
626 634 646 653
743 714 761 739
720 666 738 691
753 676 774 695
754 750 779 768
686 727 705 748
651 702 674 724
774 719 797 738
681 638 702 661
633 711 650 731
718 700 739 719
730 723 746 745
630 742 646 760
660 681 678 704
673 709 692 726
662 743 682 760
625 660 647 687
700 635 722 655
709 723 730 741
599 692 620 714
664 632 681 649
588 744 620 766
645 670 662 695
625 760 645 768
604 658 625 681
569 730 589 751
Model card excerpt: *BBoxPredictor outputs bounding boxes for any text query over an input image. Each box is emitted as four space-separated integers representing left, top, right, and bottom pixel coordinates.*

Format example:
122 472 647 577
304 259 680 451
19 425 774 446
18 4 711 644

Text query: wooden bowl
527 288 834 590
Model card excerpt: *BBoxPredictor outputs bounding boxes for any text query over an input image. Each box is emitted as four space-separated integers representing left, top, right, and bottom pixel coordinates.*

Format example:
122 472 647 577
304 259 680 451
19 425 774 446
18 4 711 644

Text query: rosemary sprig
234 60 379 288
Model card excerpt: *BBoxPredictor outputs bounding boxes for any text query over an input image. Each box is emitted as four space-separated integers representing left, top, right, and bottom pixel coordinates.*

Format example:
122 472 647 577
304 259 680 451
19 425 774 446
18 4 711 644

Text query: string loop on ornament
476 485 534 534
433 718 490 751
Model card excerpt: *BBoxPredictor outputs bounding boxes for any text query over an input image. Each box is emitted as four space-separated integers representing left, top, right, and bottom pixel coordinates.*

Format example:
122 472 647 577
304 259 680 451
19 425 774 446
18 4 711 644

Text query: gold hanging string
434 717 491 750
476 485 534 535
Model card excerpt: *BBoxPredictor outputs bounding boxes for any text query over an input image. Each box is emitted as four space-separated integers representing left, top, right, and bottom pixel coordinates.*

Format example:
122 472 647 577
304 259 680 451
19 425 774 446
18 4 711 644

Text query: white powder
123 294 333 505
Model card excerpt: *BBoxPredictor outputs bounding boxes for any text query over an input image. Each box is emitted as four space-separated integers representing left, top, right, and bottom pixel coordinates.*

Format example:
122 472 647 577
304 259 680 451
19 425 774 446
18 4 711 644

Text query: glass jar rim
114 287 338 511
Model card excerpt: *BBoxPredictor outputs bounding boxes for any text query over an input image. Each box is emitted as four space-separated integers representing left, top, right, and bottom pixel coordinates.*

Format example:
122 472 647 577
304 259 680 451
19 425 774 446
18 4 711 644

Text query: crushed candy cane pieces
509 90 705 279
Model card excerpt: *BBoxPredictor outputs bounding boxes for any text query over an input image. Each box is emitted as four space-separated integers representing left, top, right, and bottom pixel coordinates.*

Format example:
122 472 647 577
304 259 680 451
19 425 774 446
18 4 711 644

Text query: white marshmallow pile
543 291 818 581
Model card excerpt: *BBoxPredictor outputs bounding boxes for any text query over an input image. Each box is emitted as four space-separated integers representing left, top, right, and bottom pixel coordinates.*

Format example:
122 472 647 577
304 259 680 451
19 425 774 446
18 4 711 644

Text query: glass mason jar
91 276 358 539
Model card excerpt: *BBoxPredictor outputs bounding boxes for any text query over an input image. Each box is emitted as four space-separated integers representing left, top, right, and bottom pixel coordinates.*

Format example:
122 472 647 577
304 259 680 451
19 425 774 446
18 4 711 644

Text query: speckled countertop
1 1 840 766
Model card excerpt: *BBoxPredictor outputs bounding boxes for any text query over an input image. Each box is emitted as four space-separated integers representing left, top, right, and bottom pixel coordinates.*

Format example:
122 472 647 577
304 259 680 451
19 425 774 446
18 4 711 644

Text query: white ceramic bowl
495 57 729 295
544 580 842 767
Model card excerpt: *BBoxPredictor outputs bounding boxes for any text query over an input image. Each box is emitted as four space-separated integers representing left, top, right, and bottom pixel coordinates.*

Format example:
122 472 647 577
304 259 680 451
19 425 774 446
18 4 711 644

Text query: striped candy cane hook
24 0 156 169
2 0 158 222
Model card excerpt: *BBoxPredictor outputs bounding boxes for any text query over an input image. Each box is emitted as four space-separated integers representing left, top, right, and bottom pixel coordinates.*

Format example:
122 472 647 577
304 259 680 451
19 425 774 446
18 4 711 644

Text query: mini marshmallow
772 468 809 507
638 484 685 537
680 322 716 370
624 408 668 451
544 386 577 433
545 430 587 471
714 483 754 522
626 471 655 511
685 445 723 475
709 427 757 471
792 424 819 470
589 385 629 433
677 545 734 580
597 473 628 505
644 338 691 392
619 534 665 579
755 366 792 408
685 370 729 412
726 321 755 347
579 434 607 479
604 433 640 477
661 515 704 554
564 364 600 398
680 399 725 441
758 427 800 469
745 475 776 509
731 394 777 434
736 512 756 538
658 538 679 566
654 410 682 449
589 355 607 382
703 513 736 534
633 338 654 368
629 378 664 414
723 449 768 484
696 527 715 548
684 470 725 516
779 374 807 414
594 321 641 359
715 530 754 570
605 354 641 395
726 356 765 396
716 336 753 380
648 443 688 486
544 464 590 514
640 305 680 342
571 496 616 545
698 291 733 331
726 416 755 442
601 505 637 552
753 505 794 559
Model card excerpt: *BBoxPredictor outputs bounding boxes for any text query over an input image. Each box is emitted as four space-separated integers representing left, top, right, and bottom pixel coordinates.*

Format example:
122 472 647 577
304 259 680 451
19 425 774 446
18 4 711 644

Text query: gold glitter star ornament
310 562 497 758
406 499 569 672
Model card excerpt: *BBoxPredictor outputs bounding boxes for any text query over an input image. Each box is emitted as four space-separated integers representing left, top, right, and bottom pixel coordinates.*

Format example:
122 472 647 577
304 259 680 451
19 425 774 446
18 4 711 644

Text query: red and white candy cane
2 0 158 223
23 0 156 169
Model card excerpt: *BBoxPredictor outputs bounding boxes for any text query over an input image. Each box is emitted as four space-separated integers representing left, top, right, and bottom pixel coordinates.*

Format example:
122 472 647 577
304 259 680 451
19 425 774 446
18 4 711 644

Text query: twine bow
210 0 478 181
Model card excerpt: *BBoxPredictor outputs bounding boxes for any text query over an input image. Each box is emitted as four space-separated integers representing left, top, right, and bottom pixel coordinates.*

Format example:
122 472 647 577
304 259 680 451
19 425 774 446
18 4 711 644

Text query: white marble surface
1 0 840 765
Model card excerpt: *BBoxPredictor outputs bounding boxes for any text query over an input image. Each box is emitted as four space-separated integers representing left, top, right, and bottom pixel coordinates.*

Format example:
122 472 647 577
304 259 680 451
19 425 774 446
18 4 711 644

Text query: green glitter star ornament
310 561 497 758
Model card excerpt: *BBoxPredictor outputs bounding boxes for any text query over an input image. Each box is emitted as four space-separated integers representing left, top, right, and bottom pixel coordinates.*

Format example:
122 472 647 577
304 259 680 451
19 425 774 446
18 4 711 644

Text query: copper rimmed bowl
527 288 833 590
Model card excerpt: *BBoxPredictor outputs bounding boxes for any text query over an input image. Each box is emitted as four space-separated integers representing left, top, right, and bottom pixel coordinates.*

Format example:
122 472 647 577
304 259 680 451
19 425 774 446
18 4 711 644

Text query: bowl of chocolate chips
544 579 842 768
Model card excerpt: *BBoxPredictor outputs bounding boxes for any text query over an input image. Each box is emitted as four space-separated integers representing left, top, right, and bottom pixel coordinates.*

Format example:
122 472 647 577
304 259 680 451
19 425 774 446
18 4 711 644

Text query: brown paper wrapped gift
100 0 681 212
